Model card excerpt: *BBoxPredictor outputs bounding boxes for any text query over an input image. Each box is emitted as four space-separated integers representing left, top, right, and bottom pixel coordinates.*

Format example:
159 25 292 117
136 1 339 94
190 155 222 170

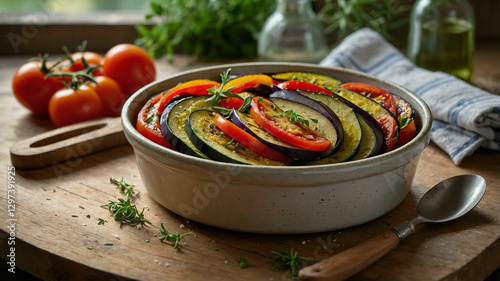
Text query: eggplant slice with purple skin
160 95 212 158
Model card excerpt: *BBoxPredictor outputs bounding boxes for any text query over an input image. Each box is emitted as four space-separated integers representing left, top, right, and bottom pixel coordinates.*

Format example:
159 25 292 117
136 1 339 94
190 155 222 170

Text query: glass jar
407 0 475 82
258 0 328 63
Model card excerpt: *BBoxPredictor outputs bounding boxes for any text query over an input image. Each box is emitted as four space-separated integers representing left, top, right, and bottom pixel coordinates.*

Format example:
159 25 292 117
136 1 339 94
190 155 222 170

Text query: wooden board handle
298 231 400 281
10 117 128 169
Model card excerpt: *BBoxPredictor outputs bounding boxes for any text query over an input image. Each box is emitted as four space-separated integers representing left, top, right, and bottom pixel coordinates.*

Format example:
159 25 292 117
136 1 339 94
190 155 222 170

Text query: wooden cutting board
0 55 499 281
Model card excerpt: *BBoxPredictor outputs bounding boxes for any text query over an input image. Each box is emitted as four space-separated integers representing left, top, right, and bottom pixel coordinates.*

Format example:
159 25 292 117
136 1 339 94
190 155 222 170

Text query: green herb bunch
318 0 411 46
135 0 276 61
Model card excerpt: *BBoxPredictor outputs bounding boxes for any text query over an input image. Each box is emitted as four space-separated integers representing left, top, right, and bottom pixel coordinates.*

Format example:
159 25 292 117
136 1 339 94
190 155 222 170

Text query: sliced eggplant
231 110 322 160
186 109 288 166
296 91 362 164
271 71 342 90
269 94 343 158
332 86 398 152
160 95 211 158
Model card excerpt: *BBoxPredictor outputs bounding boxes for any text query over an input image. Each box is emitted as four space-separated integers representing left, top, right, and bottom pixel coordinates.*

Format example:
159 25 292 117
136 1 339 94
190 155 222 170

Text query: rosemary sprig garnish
205 68 240 107
158 223 191 249
275 108 318 128
110 177 138 200
272 248 315 277
101 197 151 226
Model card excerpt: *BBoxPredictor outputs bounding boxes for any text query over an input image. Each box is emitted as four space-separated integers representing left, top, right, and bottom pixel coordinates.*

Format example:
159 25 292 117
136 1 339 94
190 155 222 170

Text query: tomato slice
213 113 292 164
397 118 417 148
375 114 398 152
250 97 330 152
136 93 172 148
278 80 333 96
223 74 273 93
340 82 397 116
157 79 220 115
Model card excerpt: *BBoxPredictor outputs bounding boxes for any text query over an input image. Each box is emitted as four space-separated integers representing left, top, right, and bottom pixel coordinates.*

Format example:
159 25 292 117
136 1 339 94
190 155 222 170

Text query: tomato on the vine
48 85 104 128
71 51 105 76
103 44 156 98
89 76 125 117
12 61 64 116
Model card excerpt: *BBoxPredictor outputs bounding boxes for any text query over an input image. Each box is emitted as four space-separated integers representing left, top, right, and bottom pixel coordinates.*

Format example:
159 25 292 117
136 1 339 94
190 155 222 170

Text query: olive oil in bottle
408 0 475 82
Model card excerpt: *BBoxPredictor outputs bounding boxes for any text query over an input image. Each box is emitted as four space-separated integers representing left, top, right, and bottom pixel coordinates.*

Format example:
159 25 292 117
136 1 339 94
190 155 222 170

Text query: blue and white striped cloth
320 28 500 165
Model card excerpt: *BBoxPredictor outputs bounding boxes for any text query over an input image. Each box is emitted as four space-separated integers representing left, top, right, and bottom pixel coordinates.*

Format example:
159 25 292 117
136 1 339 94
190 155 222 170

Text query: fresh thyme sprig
101 197 151 226
205 69 240 107
275 108 318 128
158 223 191 249
272 248 315 277
110 177 139 201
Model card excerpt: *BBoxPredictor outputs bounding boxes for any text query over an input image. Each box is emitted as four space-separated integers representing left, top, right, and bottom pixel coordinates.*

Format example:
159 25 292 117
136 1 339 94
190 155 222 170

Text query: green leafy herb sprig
158 223 191 249
110 177 139 201
272 248 315 278
135 0 276 61
207 69 252 118
102 177 149 226
102 198 151 226
275 108 318 128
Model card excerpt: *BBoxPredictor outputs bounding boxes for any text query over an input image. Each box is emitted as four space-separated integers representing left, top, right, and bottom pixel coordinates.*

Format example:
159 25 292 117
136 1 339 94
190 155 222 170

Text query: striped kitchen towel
320 28 500 165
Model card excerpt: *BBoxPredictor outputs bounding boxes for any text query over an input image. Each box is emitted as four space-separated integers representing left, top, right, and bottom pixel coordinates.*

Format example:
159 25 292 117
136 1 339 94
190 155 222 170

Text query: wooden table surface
0 44 499 281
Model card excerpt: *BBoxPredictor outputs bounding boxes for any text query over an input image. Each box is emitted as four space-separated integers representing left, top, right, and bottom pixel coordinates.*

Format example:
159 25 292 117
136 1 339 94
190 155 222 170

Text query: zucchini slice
186 109 288 166
271 71 342 90
160 95 211 158
352 114 384 160
332 86 400 150
299 91 362 164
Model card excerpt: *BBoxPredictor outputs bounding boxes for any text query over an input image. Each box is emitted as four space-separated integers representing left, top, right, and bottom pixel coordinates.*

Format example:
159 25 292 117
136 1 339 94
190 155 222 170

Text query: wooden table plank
0 47 499 281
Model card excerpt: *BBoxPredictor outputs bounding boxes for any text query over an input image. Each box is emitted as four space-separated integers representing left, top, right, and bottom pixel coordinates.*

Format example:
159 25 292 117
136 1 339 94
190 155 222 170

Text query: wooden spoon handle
10 117 128 169
298 230 400 281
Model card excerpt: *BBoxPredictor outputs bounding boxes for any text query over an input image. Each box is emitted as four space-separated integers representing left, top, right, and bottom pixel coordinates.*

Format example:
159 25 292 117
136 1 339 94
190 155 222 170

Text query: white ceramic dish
121 62 432 234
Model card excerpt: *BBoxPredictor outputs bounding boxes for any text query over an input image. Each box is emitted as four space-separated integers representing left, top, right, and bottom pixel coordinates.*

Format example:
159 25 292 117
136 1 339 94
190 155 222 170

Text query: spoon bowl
417 174 486 223
298 174 487 281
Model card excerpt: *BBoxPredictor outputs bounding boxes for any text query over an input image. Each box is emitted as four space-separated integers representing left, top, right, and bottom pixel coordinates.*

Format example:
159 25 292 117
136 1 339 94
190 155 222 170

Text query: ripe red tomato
71 51 105 76
375 114 399 152
48 85 104 127
12 61 64 116
89 76 125 117
136 93 172 148
103 44 156 98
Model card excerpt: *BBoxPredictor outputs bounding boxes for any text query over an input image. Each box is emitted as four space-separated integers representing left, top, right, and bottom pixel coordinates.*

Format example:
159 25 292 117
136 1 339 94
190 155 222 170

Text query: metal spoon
298 174 487 281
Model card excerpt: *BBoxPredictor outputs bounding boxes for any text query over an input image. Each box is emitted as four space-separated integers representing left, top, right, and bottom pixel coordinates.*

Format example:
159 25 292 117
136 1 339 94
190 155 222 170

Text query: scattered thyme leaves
158 223 191 249
272 248 315 278
98 218 107 226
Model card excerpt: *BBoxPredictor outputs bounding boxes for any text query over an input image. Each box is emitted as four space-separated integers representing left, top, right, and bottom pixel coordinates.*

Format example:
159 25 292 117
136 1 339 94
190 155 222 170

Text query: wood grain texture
0 51 499 281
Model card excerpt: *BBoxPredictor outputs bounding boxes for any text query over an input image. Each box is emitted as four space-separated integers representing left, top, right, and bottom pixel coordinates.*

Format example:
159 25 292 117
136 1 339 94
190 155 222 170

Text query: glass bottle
258 0 328 63
407 0 475 82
